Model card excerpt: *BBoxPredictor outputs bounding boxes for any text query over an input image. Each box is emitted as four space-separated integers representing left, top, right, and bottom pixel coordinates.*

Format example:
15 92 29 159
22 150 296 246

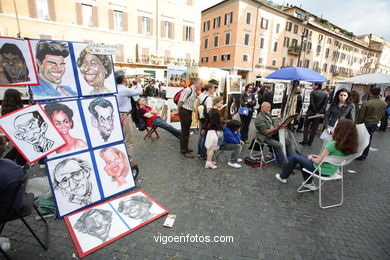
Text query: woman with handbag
239 83 256 144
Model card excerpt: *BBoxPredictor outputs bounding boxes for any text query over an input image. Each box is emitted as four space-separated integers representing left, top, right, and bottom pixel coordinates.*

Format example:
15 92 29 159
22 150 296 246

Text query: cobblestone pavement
2 122 390 260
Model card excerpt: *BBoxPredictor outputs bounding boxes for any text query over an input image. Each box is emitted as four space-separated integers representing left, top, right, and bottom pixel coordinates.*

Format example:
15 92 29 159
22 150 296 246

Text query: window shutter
92 6 98 27
123 12 128 31
138 16 142 33
75 3 82 25
171 23 175 39
183 25 186 41
28 0 37 18
149 18 153 35
48 0 56 21
116 44 124 63
224 14 227 25
161 21 165 37
191 27 194 42
108 9 114 29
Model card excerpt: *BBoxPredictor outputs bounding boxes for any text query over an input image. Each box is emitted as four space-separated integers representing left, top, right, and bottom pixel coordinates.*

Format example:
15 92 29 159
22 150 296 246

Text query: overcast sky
201 0 390 41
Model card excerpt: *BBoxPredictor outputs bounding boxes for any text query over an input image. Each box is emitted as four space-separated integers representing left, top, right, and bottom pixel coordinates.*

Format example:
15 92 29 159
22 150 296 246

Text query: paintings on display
352 84 371 104
64 189 169 258
29 39 79 101
273 83 285 104
166 65 188 98
0 37 39 87
0 104 66 163
226 75 242 94
147 97 167 118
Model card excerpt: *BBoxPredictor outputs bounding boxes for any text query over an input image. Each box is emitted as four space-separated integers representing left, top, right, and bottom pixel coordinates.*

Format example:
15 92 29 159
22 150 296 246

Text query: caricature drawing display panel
0 104 66 163
28 39 79 101
0 37 39 86
46 151 101 217
93 143 135 198
44 100 89 159
72 42 117 96
66 203 129 254
80 96 123 148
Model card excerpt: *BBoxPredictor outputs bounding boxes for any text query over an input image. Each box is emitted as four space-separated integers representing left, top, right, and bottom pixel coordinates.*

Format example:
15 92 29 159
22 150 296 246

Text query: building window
114 11 123 31
261 18 268 29
201 57 208 63
246 12 251 25
325 48 330 57
258 57 263 64
276 24 280 33
164 21 173 38
185 26 194 41
142 16 151 33
214 35 219 47
203 20 210 32
286 22 292 31
36 0 49 19
319 34 323 41
214 16 221 28
224 12 233 25
225 32 231 45
323 63 327 72
282 57 286 67
283 37 289 47
82 4 93 26
316 45 322 53
303 28 309 37
260 37 265 48
293 24 298 33
291 39 298 47
307 42 312 51
204 38 208 49
212 55 217 62
272 59 276 66
290 58 294 66
244 33 250 45
273 41 278 52
243 54 248 62
221 54 230 61
304 59 310 68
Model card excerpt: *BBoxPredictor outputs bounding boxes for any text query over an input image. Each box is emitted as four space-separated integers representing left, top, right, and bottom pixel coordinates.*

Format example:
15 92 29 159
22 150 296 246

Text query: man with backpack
197 83 215 159
177 78 203 158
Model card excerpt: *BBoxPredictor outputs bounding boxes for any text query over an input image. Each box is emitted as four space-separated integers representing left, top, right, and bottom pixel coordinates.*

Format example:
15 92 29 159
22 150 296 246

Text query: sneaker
275 174 287 184
228 162 241 168
205 161 217 169
237 158 243 163
303 182 317 191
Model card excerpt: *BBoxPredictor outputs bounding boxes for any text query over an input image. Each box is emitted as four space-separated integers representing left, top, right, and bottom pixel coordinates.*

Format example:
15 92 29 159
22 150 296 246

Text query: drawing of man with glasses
53 158 92 206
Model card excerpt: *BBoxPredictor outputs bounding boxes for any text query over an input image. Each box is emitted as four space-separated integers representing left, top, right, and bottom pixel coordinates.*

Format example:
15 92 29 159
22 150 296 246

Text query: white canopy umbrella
339 73 390 85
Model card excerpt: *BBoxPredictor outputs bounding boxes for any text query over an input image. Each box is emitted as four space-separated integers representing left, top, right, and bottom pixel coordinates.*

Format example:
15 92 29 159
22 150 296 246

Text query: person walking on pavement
240 83 256 143
356 87 387 161
178 78 204 158
300 83 327 146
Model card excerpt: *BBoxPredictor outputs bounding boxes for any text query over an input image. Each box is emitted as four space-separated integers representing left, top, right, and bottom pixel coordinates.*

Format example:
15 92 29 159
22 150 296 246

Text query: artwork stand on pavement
64 189 169 258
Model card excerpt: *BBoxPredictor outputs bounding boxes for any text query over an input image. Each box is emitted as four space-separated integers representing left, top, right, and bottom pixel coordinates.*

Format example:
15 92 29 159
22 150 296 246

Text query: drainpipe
251 4 261 80
156 0 158 54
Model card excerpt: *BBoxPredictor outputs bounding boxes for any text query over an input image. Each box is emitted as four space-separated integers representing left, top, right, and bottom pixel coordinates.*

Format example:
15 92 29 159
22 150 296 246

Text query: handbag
238 106 249 116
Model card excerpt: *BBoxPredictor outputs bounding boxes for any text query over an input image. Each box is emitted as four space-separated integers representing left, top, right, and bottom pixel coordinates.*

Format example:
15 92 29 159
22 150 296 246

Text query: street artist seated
254 102 296 167
138 97 181 139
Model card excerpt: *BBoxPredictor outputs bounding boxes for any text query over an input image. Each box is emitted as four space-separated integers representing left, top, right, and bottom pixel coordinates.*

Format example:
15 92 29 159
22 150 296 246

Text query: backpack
173 87 193 105
198 96 210 121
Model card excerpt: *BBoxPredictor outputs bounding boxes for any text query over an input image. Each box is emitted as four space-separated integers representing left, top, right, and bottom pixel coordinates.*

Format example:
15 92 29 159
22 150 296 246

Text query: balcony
288 46 301 55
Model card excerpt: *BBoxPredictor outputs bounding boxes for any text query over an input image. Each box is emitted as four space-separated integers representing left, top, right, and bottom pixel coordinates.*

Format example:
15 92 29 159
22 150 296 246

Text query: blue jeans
360 123 378 159
152 117 181 139
198 131 207 158
280 153 316 182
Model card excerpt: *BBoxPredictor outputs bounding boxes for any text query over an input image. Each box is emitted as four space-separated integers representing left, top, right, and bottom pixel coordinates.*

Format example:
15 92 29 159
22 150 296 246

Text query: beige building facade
200 0 384 83
0 0 201 67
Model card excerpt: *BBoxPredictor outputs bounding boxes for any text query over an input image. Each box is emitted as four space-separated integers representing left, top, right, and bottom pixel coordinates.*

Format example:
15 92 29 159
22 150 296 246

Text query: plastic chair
0 174 49 259
249 138 276 166
297 155 354 209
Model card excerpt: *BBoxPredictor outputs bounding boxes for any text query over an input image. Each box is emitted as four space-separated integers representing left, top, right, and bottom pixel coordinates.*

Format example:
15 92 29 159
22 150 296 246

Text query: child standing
204 97 224 169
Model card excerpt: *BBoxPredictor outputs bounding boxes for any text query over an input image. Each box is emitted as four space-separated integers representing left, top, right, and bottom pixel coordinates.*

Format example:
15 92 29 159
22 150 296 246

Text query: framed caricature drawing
46 151 102 217
0 37 39 87
93 143 135 198
0 104 66 163
80 96 123 148
43 100 89 159
71 42 117 97
29 39 79 101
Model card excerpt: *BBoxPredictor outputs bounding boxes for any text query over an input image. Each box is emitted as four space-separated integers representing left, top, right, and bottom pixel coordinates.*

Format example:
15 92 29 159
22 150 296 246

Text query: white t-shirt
198 93 213 110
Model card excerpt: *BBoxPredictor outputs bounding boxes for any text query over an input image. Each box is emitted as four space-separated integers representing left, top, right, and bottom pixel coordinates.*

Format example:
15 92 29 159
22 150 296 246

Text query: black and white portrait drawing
29 40 78 100
72 42 117 97
74 208 113 242
0 104 65 163
93 143 135 198
46 151 101 216
0 37 39 86
44 100 88 159
80 96 123 148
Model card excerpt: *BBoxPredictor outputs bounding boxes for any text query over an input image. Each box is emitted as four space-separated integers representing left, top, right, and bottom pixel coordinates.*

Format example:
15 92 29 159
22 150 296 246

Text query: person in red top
138 97 181 139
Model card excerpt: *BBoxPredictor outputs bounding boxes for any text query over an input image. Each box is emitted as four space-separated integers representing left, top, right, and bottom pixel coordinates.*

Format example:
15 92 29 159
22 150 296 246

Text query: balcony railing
288 46 301 55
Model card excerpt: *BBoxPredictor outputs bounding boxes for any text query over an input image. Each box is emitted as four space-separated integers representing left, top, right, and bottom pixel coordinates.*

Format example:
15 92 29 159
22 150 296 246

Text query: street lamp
297 22 308 67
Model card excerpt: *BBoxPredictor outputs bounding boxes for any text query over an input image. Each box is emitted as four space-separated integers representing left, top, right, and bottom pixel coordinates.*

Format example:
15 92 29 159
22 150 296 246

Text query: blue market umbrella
265 67 328 83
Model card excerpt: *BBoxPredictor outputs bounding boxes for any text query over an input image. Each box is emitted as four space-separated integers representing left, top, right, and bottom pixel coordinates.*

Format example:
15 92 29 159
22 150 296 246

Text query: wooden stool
144 126 159 140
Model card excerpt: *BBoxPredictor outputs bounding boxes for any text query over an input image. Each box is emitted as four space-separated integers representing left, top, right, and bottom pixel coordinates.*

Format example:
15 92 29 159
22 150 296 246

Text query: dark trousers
379 114 389 131
179 107 193 153
152 117 181 139
240 111 253 141
280 153 316 182
360 123 378 159
197 121 207 158
302 110 320 144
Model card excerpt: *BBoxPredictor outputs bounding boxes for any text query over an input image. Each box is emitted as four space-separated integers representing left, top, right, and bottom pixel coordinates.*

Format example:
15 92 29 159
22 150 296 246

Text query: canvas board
227 75 242 94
